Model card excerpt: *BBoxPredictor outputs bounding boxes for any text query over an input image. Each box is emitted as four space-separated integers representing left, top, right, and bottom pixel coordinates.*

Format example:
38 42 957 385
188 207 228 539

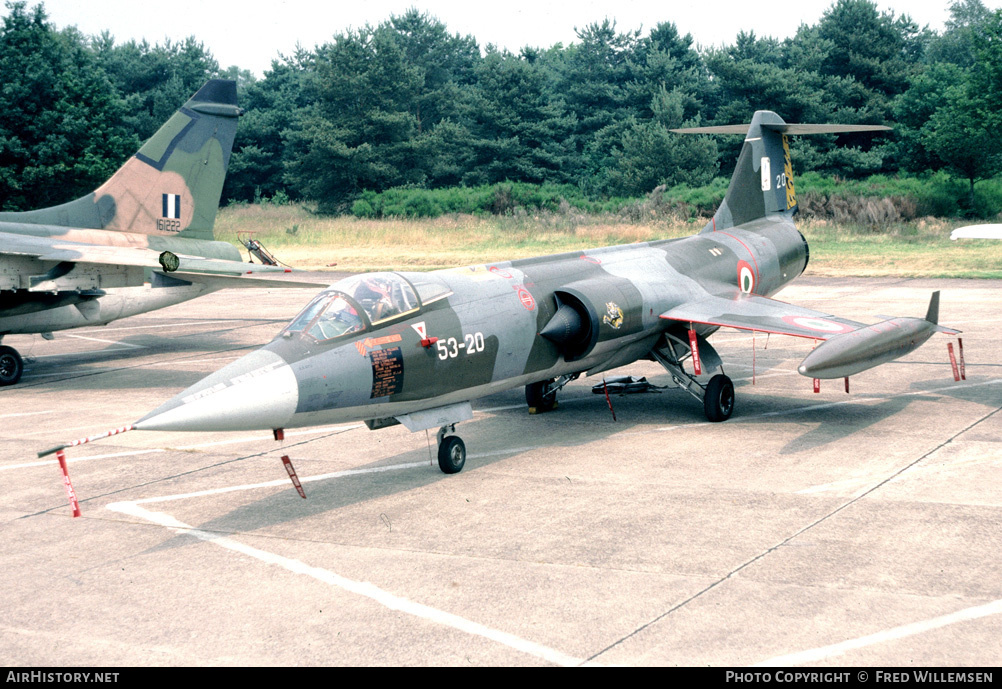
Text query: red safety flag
688 328 701 376
56 450 81 518
281 455 306 499
813 378 821 394
947 343 960 382
602 379 617 422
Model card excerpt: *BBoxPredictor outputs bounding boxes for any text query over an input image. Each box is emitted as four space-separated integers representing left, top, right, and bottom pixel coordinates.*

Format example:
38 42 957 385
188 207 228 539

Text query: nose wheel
436 425 466 474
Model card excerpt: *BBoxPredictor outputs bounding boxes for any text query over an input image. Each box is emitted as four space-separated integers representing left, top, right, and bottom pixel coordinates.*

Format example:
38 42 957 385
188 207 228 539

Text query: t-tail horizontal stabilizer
672 112 890 232
798 292 959 379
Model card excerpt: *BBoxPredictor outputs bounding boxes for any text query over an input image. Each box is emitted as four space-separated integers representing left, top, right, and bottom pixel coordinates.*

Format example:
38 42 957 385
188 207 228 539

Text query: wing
660 292 866 340
950 224 1002 240
0 230 323 288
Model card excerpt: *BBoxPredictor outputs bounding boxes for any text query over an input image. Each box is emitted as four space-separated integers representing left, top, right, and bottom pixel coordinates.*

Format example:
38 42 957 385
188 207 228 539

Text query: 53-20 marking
437 332 486 359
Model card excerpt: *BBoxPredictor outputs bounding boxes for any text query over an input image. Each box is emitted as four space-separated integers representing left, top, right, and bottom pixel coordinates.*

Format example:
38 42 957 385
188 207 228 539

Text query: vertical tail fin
672 114 889 232
925 291 940 324
0 79 241 241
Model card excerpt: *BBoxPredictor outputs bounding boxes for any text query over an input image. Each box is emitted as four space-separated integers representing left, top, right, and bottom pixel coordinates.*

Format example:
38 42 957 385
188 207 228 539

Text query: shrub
342 173 1002 221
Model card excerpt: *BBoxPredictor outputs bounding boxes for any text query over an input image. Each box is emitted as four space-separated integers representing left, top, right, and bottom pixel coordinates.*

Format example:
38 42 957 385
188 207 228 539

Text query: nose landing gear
436 425 466 474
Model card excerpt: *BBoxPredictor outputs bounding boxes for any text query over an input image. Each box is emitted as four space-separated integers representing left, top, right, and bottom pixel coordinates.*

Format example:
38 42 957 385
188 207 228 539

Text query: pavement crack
585 402 1002 664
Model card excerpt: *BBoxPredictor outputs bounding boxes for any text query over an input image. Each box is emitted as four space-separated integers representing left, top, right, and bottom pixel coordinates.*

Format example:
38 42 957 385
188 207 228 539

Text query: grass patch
214 203 1002 277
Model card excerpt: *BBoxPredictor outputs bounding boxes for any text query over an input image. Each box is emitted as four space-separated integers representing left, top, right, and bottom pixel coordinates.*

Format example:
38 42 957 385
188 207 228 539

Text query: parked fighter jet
45 111 961 476
0 79 318 386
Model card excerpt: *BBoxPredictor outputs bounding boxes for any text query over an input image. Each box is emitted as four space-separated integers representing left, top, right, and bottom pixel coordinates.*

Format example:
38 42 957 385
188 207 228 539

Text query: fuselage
135 216 809 433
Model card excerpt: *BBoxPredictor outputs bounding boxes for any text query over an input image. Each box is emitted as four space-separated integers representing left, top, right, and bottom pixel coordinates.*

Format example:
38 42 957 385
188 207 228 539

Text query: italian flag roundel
737 260 755 294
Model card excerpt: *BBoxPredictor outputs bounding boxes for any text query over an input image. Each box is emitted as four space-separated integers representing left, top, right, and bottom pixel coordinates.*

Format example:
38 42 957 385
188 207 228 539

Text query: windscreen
285 292 365 341
330 273 419 324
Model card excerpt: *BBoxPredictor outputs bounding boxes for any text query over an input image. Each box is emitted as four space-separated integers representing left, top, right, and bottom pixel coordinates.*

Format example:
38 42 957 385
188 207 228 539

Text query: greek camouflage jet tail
0 79 321 386
41 110 964 487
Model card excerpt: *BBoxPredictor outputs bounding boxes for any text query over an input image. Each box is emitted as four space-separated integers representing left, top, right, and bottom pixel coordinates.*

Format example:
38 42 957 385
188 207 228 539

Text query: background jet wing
660 292 866 340
164 271 325 289
0 230 323 287
950 224 1002 240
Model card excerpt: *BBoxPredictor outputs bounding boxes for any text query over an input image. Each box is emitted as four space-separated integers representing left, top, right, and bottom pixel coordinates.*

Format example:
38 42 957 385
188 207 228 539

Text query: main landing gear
651 331 734 422
0 344 24 386
525 373 579 414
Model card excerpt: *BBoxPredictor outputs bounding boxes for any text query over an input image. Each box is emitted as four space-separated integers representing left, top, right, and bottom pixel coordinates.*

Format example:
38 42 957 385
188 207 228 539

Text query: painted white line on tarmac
94 320 243 332
88 378 1000 666
107 499 587 667
172 423 364 450
25 349 144 363
2 448 168 471
797 454 1002 496
128 460 429 504
649 378 1002 433
14 379 999 471
145 355 243 367
476 403 526 414
476 396 596 415
0 410 55 419
731 372 799 383
755 599 1002 666
65 334 146 349
5 425 363 472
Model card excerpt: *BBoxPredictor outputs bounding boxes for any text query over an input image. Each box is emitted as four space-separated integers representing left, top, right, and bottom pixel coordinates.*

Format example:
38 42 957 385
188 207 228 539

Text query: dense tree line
0 0 1000 215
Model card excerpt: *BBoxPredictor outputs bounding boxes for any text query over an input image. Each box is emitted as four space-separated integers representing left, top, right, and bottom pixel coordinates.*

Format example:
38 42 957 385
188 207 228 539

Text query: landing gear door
396 401 474 433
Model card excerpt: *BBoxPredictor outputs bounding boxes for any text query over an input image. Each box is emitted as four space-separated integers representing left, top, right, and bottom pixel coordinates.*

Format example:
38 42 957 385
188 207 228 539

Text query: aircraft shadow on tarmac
13 318 289 390
134 392 684 553
907 373 1002 405
123 372 981 555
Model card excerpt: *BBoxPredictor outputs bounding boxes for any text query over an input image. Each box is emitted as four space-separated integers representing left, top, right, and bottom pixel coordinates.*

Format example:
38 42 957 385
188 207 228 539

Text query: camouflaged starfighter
0 79 319 386
122 111 960 474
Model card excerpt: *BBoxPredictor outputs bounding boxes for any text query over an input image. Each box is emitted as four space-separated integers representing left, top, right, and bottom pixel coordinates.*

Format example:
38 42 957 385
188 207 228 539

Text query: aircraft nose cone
135 349 299 432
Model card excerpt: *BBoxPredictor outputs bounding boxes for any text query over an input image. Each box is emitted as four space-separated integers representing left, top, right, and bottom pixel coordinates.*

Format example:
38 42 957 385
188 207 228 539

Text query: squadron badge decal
602 302 624 329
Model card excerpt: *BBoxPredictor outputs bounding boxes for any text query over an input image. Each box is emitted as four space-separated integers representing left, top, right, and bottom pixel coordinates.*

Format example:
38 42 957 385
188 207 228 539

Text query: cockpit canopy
285 272 448 342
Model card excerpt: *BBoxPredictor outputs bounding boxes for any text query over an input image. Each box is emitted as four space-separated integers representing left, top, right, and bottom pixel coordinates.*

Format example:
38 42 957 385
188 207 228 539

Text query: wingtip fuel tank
797 292 957 379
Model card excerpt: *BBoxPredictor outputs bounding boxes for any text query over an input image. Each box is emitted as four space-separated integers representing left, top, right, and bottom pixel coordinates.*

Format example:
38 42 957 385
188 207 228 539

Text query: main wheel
525 379 557 414
0 346 23 386
703 374 734 422
438 435 466 474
